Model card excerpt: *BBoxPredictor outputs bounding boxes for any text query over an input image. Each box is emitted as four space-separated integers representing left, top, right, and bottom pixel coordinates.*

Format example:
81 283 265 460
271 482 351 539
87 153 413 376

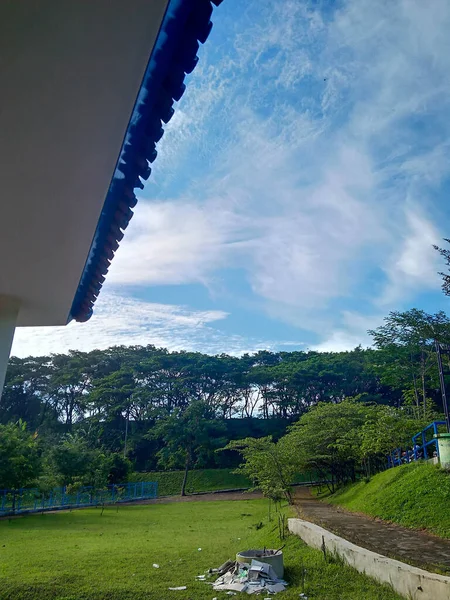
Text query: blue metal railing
0 481 157 516
412 421 446 460
387 421 447 468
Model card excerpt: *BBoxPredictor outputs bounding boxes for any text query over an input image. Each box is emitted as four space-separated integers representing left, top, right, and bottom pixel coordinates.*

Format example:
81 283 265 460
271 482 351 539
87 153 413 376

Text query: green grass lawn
325 462 450 538
129 468 316 496
0 499 401 600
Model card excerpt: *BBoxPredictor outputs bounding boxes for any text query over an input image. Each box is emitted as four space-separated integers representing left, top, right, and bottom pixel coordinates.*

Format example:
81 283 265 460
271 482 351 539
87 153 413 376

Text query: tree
150 401 226 496
369 309 450 415
224 436 295 503
89 368 136 456
361 405 433 466
47 433 110 489
48 351 92 430
434 239 450 296
107 453 132 484
0 375 42 429
283 399 368 492
2 356 55 430
4 336 445 483
0 421 41 489
365 345 419 409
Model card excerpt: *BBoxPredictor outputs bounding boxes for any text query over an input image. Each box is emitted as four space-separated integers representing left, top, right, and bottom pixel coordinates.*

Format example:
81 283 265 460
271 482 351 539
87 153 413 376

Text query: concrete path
294 488 450 575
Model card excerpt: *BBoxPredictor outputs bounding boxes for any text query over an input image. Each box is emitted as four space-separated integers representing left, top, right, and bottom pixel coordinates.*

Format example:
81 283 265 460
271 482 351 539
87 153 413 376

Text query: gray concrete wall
288 518 450 600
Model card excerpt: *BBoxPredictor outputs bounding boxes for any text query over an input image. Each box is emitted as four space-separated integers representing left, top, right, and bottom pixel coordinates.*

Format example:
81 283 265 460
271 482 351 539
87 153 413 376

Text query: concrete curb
288 518 450 600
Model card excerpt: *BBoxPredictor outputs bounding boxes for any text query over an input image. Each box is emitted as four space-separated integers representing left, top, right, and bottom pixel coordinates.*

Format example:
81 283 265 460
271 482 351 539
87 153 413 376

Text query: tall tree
369 309 450 415
48 351 92 430
150 401 226 496
2 356 55 429
88 368 136 455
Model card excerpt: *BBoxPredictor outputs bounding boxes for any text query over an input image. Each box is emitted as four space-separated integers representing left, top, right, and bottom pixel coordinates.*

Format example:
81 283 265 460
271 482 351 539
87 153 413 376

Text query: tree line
227 397 442 503
1 308 449 492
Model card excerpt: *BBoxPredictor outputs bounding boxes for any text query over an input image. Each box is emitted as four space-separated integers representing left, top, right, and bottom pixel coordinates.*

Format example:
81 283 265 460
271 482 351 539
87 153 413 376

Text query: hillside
129 469 252 496
326 462 450 539
129 468 315 496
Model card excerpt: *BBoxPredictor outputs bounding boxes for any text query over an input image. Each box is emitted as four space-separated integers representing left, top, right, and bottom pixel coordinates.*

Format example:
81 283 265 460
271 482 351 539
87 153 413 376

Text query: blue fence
387 421 447 468
0 481 158 516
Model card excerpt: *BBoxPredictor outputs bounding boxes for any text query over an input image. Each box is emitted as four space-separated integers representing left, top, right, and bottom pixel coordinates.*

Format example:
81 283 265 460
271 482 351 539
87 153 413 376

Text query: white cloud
24 0 450 357
311 311 384 352
395 213 440 280
12 292 224 357
11 292 292 358
107 201 238 286
312 330 366 353
100 0 450 355
242 143 381 309
379 208 441 305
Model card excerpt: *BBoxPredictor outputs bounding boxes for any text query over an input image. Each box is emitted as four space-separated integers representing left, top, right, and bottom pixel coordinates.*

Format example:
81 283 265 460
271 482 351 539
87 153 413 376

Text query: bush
0 421 41 489
107 454 132 484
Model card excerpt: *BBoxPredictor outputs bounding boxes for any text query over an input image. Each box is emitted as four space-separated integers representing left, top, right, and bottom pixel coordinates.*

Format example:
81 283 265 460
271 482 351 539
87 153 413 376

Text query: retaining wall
288 518 450 600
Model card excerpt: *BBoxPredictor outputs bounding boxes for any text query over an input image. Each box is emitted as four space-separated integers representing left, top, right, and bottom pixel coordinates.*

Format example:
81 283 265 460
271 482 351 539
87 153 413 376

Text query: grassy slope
0 499 401 600
129 468 314 496
326 462 450 538
129 469 252 495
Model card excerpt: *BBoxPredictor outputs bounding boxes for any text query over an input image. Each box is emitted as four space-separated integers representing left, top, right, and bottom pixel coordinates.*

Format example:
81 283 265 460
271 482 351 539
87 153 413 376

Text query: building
0 0 222 393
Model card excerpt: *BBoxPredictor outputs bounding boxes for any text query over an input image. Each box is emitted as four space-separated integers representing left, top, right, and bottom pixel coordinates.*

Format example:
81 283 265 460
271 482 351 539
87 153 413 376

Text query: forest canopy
1 308 449 490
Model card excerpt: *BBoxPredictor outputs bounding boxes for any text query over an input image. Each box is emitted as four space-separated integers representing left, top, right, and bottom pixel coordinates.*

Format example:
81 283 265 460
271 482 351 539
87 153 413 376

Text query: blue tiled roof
70 0 223 322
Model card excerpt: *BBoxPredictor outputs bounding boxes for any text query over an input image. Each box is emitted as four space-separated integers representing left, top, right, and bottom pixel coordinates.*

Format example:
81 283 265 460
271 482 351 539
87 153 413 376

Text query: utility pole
124 408 129 458
435 340 450 433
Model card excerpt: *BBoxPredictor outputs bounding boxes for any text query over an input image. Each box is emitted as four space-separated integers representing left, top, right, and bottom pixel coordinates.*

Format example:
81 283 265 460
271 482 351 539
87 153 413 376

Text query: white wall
0 0 168 326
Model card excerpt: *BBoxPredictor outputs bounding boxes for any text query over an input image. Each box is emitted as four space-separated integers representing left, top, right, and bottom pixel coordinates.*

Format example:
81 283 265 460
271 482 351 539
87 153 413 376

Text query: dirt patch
123 489 264 505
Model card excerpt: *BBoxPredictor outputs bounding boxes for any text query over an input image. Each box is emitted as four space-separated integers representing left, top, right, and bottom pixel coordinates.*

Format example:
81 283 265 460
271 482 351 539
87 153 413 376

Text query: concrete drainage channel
288 518 450 600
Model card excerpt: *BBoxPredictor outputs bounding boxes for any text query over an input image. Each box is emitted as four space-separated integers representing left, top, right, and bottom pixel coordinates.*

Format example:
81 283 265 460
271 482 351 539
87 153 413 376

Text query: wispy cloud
12 291 292 358
379 208 442 305
22 0 450 357
107 201 237 286
102 0 450 352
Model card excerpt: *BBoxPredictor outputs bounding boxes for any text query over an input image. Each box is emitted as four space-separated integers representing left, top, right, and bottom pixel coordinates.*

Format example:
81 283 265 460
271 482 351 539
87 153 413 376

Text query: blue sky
13 0 450 357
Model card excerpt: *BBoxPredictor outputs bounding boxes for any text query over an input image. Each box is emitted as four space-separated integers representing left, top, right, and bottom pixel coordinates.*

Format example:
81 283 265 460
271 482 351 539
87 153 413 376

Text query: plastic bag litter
168 586 187 590
208 558 287 595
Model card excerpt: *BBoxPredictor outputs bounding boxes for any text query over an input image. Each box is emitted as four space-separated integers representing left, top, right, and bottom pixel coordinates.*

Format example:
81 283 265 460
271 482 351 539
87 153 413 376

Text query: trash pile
201 555 288 595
